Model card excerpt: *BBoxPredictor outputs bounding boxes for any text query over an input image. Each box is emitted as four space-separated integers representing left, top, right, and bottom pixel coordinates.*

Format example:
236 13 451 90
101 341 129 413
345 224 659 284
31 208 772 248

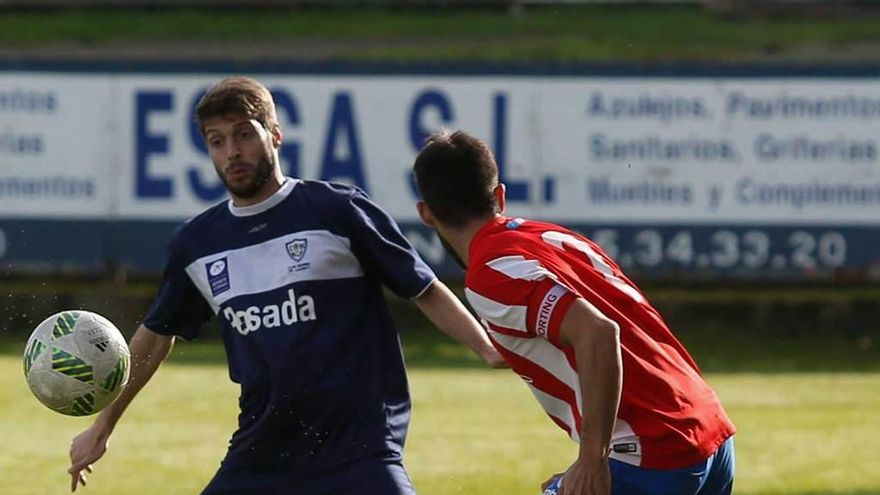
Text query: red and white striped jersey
465 217 736 469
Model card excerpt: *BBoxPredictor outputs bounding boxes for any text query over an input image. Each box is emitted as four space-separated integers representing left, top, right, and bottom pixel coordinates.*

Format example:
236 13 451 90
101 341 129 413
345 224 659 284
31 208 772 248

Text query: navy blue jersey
143 178 435 475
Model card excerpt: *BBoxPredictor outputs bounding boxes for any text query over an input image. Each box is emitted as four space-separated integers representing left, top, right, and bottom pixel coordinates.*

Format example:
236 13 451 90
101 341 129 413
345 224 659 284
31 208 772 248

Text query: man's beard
438 232 467 270
220 155 274 199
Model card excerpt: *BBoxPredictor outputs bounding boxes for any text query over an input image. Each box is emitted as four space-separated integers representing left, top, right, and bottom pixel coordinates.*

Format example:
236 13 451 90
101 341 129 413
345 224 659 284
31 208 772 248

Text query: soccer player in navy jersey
67 77 503 494
412 130 736 495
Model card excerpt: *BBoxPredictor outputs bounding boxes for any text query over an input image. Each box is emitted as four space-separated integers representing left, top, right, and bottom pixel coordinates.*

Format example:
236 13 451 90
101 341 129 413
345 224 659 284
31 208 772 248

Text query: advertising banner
2 65 878 278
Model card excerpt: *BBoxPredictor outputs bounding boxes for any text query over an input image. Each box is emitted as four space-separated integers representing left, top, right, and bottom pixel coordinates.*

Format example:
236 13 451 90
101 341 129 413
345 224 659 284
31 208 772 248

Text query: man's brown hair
413 130 500 228
195 76 278 134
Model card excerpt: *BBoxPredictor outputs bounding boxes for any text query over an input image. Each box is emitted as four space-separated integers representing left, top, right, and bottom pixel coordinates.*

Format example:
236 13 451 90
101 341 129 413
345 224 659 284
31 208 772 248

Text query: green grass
3 337 880 494
6 278 880 373
2 6 880 61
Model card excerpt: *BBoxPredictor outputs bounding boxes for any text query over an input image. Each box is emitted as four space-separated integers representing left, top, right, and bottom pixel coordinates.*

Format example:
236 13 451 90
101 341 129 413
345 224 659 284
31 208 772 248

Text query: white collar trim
228 178 297 217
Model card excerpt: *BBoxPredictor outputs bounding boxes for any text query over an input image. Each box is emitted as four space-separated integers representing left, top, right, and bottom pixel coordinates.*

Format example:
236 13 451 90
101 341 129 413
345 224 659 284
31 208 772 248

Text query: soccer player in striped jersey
412 130 736 495
67 77 503 495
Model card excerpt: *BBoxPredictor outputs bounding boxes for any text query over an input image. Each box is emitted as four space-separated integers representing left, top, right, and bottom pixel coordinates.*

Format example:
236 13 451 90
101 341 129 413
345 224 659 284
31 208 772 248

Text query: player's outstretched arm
68 325 175 492
556 298 622 495
413 280 507 368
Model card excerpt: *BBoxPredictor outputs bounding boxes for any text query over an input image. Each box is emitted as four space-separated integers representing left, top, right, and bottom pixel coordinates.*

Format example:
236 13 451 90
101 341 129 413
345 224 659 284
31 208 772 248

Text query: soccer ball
23 310 130 416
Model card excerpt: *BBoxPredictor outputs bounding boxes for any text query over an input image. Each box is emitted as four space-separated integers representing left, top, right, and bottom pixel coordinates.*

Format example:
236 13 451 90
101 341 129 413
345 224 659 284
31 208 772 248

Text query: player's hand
558 456 611 495
68 424 110 492
68 464 93 492
481 346 509 369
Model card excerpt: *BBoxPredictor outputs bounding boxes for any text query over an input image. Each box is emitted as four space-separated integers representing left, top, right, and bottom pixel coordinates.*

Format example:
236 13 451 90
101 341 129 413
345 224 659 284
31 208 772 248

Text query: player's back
466 217 736 470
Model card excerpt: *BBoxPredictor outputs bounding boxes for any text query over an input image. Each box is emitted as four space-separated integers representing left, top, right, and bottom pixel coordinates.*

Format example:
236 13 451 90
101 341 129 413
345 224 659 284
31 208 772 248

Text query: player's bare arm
556 298 622 495
413 280 506 368
68 325 174 492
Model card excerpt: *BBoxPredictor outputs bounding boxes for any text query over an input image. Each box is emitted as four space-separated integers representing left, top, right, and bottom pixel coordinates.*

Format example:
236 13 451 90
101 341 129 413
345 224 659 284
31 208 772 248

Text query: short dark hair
413 130 499 228
195 76 278 135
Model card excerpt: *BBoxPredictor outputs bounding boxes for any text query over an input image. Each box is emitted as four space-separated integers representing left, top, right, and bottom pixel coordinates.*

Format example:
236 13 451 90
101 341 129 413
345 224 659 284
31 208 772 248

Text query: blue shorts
201 454 416 495
610 436 735 495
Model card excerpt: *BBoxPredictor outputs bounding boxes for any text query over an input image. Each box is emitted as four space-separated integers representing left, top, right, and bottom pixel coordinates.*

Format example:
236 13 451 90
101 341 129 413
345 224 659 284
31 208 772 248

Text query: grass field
4 3 880 493
3 5 880 61
2 334 880 495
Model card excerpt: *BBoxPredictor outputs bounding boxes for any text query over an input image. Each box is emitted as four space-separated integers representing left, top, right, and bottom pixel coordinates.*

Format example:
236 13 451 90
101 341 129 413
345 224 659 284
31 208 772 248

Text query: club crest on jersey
206 257 230 296
286 239 308 262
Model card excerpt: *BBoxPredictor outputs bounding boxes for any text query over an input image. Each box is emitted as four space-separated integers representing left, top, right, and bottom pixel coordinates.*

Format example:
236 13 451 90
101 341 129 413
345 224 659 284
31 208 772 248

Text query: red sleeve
525 278 578 347
467 254 578 343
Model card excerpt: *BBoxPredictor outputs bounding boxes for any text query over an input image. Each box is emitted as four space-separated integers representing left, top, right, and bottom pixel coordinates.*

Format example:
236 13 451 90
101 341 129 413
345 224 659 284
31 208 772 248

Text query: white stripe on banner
490 330 583 415
186 230 363 313
465 288 528 332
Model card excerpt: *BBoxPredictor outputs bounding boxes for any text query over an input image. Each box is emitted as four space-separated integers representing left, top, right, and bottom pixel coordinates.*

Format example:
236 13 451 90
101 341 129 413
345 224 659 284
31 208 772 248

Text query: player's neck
442 214 499 268
229 172 286 207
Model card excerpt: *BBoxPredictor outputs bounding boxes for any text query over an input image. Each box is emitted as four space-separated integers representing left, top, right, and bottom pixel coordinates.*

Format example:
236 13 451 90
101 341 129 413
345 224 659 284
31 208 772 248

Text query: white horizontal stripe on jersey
490 330 583 415
492 328 642 463
464 288 528 333
528 385 580 443
541 231 645 303
186 230 363 313
485 255 556 282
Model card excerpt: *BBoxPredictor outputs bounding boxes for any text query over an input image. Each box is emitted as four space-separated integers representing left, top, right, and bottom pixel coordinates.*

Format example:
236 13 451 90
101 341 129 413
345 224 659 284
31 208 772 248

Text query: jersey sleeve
524 278 578 346
466 256 577 346
343 187 436 299
142 231 214 340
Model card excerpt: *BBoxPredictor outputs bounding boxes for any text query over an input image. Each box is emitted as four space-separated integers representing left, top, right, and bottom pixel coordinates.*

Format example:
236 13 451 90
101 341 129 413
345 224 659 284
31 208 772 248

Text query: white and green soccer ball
23 310 130 416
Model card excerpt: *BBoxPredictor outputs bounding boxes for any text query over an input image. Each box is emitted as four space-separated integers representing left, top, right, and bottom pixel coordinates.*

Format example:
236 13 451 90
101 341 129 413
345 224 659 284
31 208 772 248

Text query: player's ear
269 123 282 149
493 183 506 214
416 201 436 228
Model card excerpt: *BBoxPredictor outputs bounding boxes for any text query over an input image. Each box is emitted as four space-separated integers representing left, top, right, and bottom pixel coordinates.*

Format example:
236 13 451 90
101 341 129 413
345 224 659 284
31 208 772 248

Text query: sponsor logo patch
206 258 230 296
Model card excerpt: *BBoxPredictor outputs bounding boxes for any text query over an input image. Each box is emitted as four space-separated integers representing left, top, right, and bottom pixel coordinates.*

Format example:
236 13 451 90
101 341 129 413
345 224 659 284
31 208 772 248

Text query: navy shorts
610 436 736 495
201 454 416 495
